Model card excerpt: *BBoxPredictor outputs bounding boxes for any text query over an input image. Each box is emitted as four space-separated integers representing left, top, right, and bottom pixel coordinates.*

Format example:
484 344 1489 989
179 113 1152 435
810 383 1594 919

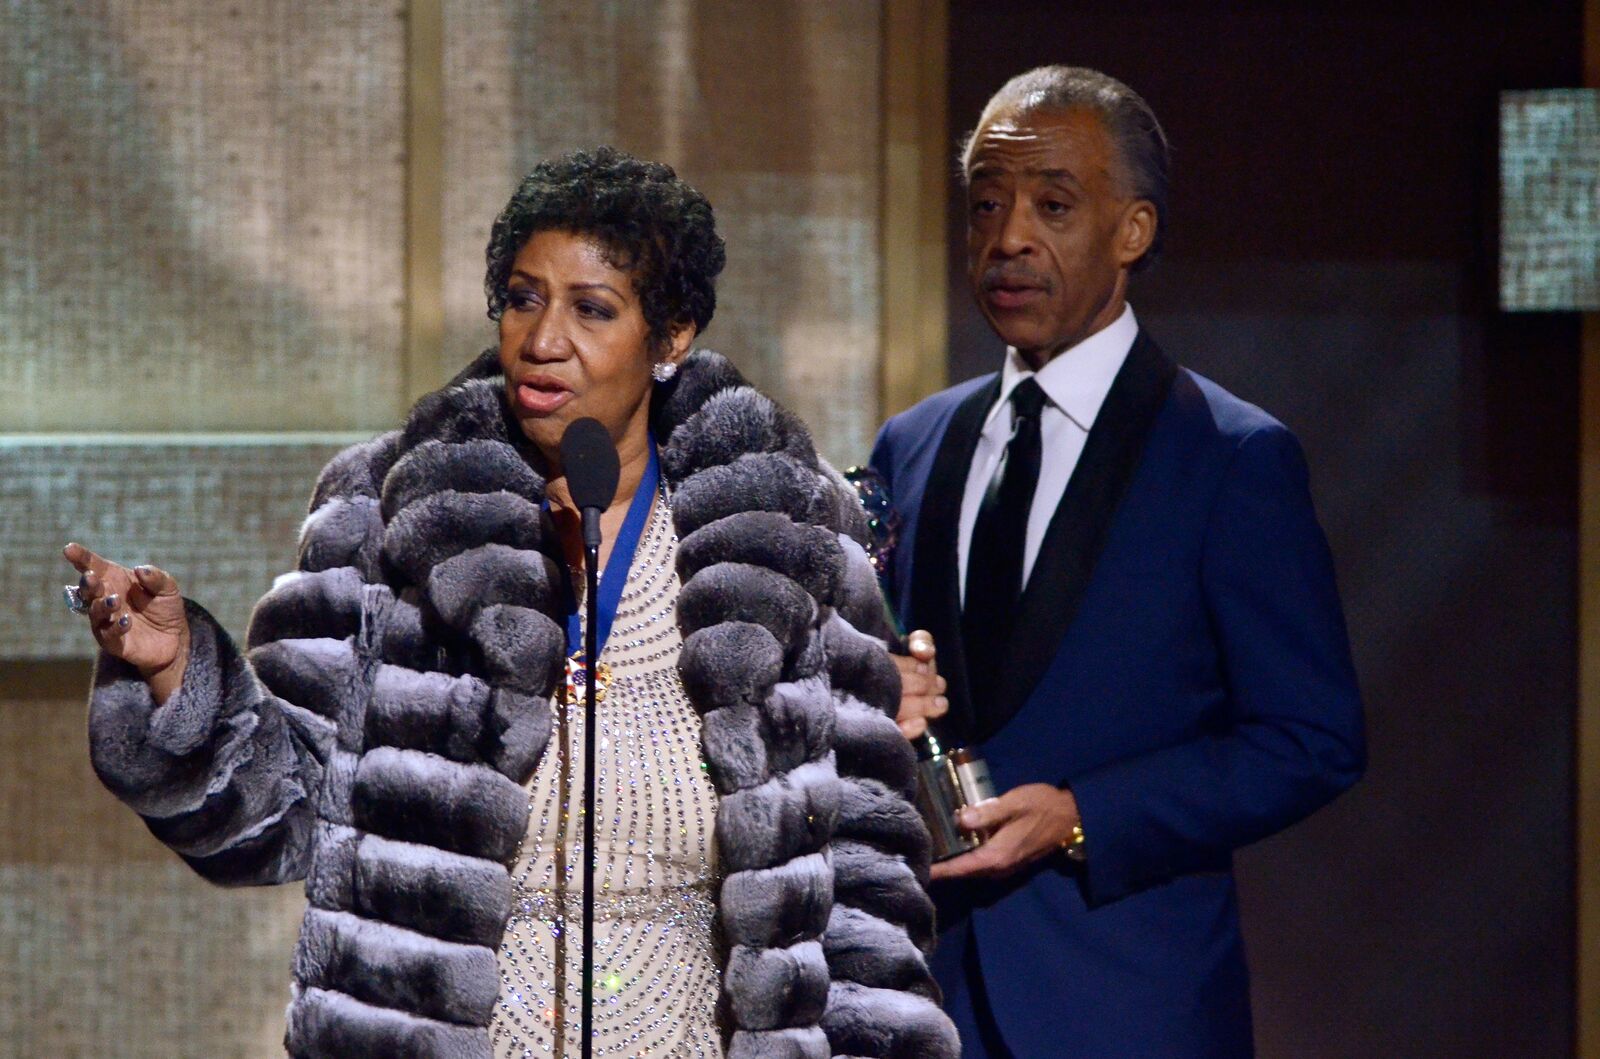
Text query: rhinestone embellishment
491 490 723 1058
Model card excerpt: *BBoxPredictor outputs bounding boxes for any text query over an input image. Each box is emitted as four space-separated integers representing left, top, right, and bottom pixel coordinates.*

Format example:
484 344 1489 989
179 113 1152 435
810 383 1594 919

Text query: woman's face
498 229 689 462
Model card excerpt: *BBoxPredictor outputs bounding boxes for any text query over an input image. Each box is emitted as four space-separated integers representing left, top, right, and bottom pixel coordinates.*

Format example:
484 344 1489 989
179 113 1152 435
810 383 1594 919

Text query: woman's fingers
89 590 125 643
63 545 186 671
131 568 186 635
65 543 119 592
62 542 101 573
63 545 176 611
132 564 179 597
97 611 131 652
78 564 109 608
90 592 120 624
64 543 134 605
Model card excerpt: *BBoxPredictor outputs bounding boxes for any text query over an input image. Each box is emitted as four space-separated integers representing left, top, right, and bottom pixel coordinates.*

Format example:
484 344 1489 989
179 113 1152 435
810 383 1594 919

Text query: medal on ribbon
558 438 660 706
561 653 613 705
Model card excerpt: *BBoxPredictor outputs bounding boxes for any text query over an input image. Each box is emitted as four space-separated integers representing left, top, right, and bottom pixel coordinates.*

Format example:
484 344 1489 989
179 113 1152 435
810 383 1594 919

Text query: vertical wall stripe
878 0 949 421
1580 5 1599 1056
404 0 447 408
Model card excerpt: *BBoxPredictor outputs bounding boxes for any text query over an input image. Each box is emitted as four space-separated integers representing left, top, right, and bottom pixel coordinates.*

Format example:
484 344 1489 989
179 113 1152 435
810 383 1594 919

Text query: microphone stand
580 505 601 1059
558 415 619 1059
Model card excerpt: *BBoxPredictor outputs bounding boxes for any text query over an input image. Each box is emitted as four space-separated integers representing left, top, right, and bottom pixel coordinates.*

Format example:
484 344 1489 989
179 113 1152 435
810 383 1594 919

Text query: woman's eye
577 301 616 320
1042 200 1070 215
970 198 999 216
507 289 541 310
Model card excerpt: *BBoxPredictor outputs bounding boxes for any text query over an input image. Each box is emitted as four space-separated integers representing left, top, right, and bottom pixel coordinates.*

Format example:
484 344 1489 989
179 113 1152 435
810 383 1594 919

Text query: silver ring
63 584 90 615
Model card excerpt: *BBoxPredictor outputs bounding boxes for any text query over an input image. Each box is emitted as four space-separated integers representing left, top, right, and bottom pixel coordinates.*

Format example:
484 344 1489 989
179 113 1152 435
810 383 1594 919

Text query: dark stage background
946 2 1582 1055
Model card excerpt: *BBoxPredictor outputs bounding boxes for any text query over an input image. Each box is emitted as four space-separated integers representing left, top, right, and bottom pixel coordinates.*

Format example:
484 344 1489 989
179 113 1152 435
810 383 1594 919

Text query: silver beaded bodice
490 489 723 1058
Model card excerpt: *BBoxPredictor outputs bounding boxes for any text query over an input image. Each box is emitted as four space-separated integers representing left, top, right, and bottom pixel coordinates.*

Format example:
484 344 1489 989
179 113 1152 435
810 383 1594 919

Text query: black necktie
962 376 1047 716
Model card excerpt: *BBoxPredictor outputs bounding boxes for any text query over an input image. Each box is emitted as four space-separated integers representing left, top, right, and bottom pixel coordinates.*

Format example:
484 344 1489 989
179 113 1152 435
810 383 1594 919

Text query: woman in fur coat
63 147 958 1059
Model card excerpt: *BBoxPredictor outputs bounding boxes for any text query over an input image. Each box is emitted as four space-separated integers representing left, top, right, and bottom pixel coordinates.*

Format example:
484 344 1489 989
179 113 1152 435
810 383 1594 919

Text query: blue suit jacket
869 333 1365 1058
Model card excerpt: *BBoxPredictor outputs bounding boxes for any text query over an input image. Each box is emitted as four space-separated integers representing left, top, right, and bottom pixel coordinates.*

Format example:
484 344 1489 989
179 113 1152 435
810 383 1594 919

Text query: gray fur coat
87 349 959 1059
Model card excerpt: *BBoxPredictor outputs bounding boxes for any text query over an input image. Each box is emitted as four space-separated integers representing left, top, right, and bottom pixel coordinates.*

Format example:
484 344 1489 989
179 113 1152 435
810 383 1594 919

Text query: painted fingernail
118 614 131 630
934 696 948 711
957 809 977 828
134 565 153 578
104 594 119 610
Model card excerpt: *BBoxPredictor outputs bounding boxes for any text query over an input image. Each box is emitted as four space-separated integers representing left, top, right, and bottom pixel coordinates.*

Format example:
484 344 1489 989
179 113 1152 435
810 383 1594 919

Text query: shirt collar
987 303 1139 433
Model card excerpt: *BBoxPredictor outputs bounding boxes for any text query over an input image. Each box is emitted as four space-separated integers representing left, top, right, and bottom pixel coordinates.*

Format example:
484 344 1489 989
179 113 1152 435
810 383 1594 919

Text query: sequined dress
490 490 723 1058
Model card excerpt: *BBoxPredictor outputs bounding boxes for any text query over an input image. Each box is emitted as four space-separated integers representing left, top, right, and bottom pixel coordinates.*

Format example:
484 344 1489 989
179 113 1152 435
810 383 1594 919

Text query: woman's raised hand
63 542 190 703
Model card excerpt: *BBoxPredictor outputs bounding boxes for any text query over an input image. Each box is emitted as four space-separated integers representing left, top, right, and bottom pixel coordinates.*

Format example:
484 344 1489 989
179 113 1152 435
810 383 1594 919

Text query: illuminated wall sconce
1500 89 1599 312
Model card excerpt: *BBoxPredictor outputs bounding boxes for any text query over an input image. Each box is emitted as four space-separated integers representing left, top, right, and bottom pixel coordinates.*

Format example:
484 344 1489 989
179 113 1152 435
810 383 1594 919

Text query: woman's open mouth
513 377 574 415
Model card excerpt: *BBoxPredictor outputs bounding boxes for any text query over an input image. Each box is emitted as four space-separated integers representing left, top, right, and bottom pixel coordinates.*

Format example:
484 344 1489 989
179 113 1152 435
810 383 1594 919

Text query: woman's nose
522 311 571 361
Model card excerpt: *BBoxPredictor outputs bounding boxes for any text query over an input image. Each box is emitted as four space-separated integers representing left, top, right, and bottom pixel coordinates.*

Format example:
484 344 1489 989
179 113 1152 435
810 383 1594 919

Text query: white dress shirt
958 303 1138 602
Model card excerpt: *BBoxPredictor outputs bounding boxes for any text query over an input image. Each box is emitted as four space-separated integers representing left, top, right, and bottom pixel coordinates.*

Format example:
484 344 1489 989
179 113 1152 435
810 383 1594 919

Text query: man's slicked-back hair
961 65 1171 271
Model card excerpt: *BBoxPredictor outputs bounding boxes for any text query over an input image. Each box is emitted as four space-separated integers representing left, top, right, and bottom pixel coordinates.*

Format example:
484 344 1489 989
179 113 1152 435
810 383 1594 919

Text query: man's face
965 106 1152 363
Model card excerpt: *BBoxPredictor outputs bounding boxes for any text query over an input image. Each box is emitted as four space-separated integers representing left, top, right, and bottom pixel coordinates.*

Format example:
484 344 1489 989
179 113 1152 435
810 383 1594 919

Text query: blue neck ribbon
564 438 660 662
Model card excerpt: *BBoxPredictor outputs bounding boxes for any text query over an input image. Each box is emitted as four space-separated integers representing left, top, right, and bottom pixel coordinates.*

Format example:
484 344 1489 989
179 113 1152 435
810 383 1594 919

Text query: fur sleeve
86 433 397 887
819 576 960 1056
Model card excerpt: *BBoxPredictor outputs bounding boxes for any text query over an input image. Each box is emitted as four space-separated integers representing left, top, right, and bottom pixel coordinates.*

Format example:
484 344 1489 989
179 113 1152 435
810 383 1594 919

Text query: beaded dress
490 489 723 1058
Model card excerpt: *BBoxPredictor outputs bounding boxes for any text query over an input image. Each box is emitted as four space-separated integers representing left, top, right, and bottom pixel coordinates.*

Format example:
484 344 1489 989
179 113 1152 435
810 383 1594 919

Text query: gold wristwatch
1062 822 1086 863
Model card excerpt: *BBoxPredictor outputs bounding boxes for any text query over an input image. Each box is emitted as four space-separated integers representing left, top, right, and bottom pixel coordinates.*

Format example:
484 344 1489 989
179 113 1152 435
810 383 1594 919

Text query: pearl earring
652 361 678 382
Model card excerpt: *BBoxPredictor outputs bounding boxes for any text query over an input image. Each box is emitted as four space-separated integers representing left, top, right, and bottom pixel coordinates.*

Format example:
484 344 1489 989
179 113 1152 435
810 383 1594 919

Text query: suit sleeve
1066 423 1366 905
868 419 895 489
86 435 393 888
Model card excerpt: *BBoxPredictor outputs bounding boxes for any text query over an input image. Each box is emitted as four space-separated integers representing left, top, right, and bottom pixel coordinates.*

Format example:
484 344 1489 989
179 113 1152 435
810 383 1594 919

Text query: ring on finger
62 585 90 615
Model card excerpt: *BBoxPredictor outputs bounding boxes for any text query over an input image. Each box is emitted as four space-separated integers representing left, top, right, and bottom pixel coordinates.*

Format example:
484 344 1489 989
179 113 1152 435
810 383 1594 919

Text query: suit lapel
908 375 1000 745
975 332 1178 743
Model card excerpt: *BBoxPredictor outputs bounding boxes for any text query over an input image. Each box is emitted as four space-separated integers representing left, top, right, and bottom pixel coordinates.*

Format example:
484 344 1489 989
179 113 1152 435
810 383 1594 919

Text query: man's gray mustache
981 266 1051 291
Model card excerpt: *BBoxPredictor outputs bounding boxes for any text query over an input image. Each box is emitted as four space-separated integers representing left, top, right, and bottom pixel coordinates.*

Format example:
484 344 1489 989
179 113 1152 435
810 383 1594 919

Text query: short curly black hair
484 147 727 351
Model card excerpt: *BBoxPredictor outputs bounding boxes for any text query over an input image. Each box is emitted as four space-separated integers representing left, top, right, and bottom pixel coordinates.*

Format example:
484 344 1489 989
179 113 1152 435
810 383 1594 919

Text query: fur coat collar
89 349 958 1059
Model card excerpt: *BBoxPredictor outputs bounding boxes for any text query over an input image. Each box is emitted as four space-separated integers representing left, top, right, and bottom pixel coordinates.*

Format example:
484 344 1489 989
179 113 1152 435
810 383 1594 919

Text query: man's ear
1116 199 1158 268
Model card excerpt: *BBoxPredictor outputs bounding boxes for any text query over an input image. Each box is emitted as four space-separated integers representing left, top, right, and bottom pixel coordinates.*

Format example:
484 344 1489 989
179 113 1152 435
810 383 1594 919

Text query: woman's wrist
141 624 191 707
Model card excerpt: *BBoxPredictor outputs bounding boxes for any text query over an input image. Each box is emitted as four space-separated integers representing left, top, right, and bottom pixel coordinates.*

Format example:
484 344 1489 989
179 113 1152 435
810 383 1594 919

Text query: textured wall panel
439 0 520 379
440 0 884 467
0 0 407 432
1500 89 1600 312
0 695 303 1058
2 438 360 660
4 5 890 1054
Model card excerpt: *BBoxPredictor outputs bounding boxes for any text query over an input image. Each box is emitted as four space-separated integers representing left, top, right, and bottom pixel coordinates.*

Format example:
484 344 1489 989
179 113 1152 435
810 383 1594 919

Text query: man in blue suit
873 66 1365 1057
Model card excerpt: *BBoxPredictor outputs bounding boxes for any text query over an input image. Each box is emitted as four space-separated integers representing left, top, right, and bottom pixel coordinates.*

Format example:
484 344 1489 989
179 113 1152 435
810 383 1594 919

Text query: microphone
560 417 621 551
557 416 619 1059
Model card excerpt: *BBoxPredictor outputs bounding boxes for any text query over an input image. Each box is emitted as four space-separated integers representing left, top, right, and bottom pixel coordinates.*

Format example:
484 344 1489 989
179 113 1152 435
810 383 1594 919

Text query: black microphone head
559 417 621 512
